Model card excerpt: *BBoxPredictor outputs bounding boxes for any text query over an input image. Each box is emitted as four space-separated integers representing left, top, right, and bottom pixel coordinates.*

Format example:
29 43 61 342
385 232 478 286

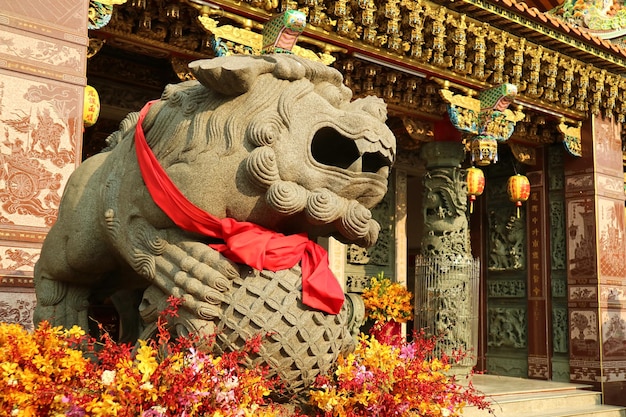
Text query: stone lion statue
34 54 396 395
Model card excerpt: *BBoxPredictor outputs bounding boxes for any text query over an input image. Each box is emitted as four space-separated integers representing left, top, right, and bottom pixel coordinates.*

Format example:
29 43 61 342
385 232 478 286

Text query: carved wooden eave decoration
89 0 622 151
436 0 626 74
174 0 625 120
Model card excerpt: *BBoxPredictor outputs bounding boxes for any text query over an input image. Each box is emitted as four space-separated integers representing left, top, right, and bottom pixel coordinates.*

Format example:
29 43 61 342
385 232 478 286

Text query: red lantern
507 174 530 218
466 166 485 213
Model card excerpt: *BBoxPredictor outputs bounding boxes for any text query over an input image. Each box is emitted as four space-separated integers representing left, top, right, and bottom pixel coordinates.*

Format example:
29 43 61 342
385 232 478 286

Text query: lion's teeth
346 157 362 172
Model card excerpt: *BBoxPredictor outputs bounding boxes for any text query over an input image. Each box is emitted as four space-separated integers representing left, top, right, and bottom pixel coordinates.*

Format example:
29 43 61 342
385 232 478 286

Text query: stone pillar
564 115 626 405
0 1 87 328
414 141 479 374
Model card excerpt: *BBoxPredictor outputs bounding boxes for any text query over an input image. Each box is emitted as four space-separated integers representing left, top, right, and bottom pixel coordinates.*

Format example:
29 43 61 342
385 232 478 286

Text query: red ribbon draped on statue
134 100 344 315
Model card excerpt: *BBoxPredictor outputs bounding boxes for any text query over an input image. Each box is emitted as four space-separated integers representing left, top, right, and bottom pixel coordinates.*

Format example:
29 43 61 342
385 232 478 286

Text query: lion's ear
189 56 276 96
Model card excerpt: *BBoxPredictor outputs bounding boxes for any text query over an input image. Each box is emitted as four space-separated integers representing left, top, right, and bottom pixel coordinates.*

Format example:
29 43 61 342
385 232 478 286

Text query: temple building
2 0 626 407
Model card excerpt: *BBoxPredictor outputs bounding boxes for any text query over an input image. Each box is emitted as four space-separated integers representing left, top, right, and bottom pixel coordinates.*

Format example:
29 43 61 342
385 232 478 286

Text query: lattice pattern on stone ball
214 267 354 396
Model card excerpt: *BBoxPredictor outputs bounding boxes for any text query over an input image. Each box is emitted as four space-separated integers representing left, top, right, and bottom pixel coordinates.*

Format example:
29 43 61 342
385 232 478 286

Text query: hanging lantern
466 166 485 214
470 136 498 166
507 174 530 218
83 85 100 128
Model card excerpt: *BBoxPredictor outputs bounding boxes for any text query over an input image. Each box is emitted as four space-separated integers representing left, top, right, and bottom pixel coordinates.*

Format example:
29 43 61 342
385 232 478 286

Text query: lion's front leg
136 238 240 341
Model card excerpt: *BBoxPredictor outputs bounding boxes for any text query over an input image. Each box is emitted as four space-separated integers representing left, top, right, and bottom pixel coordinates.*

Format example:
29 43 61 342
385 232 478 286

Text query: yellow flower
362 273 413 323
135 340 158 382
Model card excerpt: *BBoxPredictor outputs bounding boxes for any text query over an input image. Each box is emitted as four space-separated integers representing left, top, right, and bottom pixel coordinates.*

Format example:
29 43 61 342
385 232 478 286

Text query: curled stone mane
129 55 353 168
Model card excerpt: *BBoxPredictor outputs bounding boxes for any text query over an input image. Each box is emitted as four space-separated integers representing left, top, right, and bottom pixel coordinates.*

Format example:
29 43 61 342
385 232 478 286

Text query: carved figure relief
568 199 596 277
33 55 396 395
550 200 566 271
0 77 79 229
598 198 625 277
0 295 36 331
488 210 526 270
488 307 527 348
487 280 526 298
570 286 597 301
602 311 626 358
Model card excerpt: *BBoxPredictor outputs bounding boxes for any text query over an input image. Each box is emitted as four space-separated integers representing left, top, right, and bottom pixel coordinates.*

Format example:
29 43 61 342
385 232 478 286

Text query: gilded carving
467 22 489 81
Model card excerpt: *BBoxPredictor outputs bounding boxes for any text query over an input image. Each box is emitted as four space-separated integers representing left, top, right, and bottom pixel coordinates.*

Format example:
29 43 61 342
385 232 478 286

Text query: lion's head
116 54 395 248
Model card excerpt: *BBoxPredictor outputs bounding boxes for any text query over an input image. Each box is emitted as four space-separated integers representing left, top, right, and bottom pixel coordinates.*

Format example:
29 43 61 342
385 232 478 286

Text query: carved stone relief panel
0 289 36 330
567 198 597 279
593 116 622 177
0 243 40 287
602 310 626 360
0 70 81 287
486 356 527 379
597 197 626 279
345 274 371 293
0 71 80 228
487 209 526 271
552 307 568 354
550 199 566 271
345 174 395 289
551 275 567 298
548 145 565 192
0 0 88 40
0 26 86 85
487 279 526 298
597 174 625 200
569 286 597 302
570 309 599 359
346 179 393 267
487 307 527 349
601 286 626 304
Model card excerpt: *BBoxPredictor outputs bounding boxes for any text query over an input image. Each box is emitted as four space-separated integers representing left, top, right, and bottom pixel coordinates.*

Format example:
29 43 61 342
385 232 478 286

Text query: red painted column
526 148 552 379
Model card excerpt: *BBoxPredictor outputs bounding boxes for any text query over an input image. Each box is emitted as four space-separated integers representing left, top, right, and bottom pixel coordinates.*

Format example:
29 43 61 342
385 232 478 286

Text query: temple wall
0 0 87 329
565 115 626 405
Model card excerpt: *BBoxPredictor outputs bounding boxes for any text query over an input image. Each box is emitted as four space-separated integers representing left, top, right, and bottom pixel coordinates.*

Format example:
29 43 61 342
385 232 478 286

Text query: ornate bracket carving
438 82 524 142
558 121 582 157
194 10 337 64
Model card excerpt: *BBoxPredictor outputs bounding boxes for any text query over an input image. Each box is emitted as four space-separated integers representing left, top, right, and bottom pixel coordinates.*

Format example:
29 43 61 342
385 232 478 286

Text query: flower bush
0 295 490 417
361 273 413 324
308 332 491 417
0 297 291 417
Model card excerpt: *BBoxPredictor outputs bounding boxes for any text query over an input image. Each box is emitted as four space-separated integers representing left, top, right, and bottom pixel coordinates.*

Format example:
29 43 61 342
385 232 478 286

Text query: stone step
461 375 626 417
462 390 599 417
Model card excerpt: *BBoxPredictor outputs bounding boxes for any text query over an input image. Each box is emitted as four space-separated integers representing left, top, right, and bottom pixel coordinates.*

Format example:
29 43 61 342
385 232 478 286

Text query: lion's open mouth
311 127 392 176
